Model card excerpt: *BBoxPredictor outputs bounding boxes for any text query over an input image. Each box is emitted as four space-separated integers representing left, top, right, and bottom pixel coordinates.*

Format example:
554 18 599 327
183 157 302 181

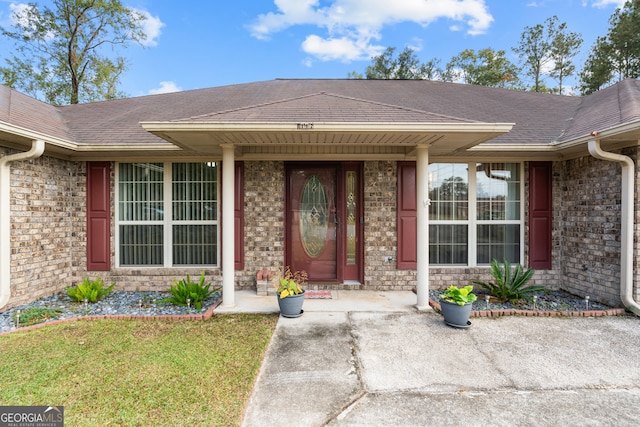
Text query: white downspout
0 140 46 310
587 135 640 316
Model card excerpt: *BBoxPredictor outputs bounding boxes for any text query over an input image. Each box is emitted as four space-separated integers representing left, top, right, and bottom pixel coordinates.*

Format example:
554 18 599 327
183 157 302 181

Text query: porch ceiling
140 121 515 158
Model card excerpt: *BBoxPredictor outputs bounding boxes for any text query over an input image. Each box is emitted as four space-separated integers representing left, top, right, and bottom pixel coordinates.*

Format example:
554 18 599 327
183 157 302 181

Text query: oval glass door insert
300 175 328 257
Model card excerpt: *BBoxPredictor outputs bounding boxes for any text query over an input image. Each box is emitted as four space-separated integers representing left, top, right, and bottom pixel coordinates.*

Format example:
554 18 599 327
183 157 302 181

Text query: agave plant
159 271 218 311
473 258 544 303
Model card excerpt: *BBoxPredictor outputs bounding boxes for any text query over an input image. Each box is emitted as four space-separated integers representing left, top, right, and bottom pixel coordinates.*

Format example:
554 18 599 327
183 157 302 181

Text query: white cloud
9 2 30 24
249 0 494 62
134 8 164 47
8 2 45 35
148 81 181 95
302 34 384 61
592 0 626 7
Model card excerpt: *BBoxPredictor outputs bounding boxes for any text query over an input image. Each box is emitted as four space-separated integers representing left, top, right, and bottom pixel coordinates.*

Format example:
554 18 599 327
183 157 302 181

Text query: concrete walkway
217 291 640 426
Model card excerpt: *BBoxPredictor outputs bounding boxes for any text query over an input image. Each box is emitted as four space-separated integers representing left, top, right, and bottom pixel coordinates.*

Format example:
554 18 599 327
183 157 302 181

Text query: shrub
159 271 218 311
473 258 544 303
67 277 115 303
13 307 63 327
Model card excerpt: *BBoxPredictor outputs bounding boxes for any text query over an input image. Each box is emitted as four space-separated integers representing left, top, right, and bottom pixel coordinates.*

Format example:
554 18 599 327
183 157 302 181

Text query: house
1 78 639 314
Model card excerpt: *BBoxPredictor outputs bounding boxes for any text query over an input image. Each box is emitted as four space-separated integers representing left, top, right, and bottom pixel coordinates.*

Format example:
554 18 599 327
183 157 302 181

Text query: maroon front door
286 163 363 283
286 164 339 281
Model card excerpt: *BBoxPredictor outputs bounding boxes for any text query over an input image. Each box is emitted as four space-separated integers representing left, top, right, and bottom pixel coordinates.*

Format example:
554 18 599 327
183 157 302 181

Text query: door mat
304 290 332 299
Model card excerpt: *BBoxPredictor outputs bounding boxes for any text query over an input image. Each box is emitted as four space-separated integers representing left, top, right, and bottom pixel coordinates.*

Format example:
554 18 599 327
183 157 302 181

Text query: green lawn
0 314 278 426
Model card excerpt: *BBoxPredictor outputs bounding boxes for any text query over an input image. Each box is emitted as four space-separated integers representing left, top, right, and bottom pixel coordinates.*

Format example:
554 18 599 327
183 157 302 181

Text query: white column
221 145 235 307
415 145 430 310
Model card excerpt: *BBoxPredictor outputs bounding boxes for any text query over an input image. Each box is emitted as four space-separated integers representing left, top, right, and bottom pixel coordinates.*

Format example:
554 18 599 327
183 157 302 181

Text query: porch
214 289 417 314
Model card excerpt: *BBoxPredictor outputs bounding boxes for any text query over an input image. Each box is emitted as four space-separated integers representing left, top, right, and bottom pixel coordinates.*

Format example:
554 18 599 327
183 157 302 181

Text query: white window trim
115 161 220 268
429 161 524 268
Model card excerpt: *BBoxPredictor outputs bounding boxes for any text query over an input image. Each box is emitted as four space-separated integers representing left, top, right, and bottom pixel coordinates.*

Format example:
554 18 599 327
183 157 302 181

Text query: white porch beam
221 145 235 307
416 145 430 310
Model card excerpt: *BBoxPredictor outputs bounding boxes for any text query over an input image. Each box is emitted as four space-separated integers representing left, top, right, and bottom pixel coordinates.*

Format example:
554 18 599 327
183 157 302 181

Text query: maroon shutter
397 162 417 269
529 162 552 269
86 162 111 271
234 162 244 270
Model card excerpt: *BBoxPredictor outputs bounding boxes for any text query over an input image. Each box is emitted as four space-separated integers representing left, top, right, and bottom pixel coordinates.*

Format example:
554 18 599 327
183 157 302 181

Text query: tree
549 20 583 94
512 18 552 92
0 0 146 105
444 48 520 88
579 0 640 94
350 46 440 80
513 16 582 94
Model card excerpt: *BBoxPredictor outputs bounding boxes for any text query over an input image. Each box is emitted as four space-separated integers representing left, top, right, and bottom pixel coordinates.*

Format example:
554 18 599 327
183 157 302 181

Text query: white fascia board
73 144 182 152
468 143 556 152
0 121 77 150
555 119 640 150
0 121 180 153
140 121 515 134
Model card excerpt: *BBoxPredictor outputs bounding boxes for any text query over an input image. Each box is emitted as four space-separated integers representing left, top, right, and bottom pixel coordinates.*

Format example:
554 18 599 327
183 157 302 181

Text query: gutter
0 140 45 310
587 134 640 316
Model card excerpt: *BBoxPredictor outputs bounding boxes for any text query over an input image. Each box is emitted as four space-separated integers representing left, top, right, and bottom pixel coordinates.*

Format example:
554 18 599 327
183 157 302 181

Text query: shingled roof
559 79 640 142
57 79 580 147
2 78 639 155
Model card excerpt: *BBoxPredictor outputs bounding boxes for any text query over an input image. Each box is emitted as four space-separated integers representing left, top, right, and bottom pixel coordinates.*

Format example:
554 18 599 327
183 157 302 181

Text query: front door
286 163 362 283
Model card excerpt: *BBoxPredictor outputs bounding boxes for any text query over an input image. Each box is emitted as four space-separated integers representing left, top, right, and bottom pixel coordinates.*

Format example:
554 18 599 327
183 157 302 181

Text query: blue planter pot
277 290 305 318
439 299 473 328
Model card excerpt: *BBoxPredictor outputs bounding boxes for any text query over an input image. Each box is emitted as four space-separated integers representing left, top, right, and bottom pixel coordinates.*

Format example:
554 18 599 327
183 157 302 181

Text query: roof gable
178 92 477 124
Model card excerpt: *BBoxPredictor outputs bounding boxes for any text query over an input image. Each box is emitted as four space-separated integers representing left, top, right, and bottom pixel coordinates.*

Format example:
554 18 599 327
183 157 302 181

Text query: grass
0 314 278 426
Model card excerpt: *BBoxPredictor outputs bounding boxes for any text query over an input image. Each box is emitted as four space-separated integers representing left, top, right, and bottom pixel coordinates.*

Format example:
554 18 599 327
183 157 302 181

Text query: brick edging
429 299 628 318
0 298 224 337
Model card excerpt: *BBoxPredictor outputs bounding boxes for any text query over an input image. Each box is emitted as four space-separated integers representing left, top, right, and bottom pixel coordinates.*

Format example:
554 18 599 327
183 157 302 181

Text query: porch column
221 145 235 307
415 145 430 310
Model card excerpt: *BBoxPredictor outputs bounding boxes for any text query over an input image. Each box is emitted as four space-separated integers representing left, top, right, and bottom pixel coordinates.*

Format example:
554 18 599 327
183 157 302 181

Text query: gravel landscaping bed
430 289 614 312
0 288 622 334
0 290 222 333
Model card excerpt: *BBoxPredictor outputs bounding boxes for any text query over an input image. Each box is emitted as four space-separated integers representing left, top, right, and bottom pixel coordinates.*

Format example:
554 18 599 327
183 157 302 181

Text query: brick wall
556 147 640 307
2 149 85 310
240 161 285 289
4 154 637 310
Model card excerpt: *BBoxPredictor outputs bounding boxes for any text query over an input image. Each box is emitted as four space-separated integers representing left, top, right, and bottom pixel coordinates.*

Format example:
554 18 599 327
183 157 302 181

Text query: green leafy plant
473 258 544 303
12 307 63 327
159 271 218 311
275 266 308 298
440 285 478 306
67 277 115 303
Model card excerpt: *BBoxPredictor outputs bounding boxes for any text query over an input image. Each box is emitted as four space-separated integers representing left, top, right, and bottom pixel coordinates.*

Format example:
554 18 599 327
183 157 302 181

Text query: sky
0 0 630 98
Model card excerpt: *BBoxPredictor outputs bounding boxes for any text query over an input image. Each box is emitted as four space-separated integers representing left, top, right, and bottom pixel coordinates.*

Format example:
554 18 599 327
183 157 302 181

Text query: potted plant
439 285 477 328
275 266 308 318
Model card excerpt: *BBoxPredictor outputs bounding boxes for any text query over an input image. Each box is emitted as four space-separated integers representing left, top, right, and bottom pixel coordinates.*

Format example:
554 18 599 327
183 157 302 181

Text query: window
428 162 522 265
117 162 218 267
475 163 521 263
428 163 469 264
